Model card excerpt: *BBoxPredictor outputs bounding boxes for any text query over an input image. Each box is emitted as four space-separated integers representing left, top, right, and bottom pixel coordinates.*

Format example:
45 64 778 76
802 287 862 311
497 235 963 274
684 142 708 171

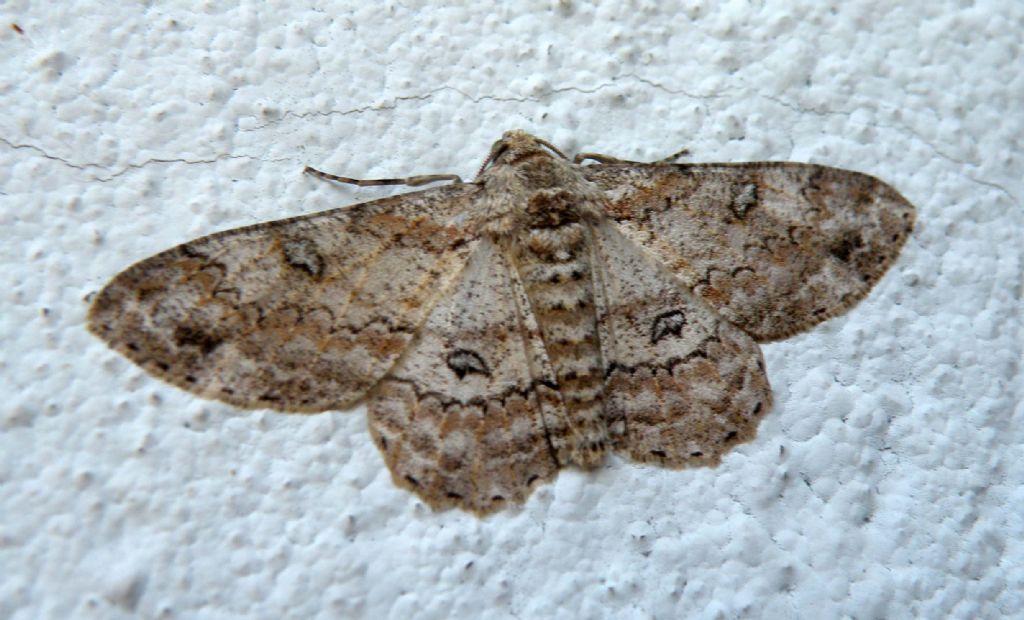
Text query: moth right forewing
583 162 915 341
87 182 482 413
368 239 562 515
589 219 772 468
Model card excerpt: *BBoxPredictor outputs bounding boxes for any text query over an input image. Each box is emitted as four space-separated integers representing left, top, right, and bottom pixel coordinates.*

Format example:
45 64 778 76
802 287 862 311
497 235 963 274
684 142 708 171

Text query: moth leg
574 148 690 166
304 166 463 187
573 152 628 165
652 147 690 164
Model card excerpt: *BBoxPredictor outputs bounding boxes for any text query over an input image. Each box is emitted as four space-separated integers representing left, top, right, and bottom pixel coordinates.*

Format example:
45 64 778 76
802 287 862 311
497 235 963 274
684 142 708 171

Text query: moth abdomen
514 214 610 467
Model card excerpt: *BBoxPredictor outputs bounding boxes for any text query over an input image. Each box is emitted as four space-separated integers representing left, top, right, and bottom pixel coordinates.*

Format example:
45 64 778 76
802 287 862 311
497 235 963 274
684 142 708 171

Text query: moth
88 130 915 515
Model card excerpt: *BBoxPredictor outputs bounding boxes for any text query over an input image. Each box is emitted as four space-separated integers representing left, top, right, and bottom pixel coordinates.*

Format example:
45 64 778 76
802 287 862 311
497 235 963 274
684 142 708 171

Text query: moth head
476 130 567 178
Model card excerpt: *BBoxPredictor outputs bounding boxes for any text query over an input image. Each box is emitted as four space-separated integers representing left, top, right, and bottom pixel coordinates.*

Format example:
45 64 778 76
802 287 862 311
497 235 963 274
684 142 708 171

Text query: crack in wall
0 137 290 183
3 80 1014 208
241 74 729 133
761 94 1018 207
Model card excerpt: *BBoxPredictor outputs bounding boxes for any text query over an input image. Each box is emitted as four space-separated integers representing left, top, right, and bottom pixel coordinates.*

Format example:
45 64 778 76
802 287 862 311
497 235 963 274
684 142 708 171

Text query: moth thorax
526 189 581 226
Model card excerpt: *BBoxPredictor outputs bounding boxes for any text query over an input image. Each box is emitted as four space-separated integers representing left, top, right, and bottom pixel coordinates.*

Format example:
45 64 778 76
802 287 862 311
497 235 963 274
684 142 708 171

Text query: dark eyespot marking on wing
731 183 758 219
173 324 223 355
281 237 326 279
446 348 490 379
829 230 864 263
650 310 687 344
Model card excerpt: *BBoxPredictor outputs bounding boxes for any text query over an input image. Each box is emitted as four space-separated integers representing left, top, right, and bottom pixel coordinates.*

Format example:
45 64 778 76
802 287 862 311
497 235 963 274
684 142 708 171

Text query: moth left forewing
588 219 772 468
583 162 915 341
88 183 482 412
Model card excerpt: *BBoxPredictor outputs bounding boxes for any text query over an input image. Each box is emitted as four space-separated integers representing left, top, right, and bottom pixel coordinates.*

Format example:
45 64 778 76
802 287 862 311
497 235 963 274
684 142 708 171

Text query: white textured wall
2 1 1021 618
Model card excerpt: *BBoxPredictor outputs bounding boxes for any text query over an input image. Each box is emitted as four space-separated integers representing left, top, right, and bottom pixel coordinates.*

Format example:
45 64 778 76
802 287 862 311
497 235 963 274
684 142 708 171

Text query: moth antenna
535 137 567 160
475 144 508 180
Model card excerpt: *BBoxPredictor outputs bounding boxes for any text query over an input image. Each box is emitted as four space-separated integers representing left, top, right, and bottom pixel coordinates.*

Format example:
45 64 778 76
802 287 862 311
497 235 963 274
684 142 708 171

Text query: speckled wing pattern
582 162 915 341
590 219 772 468
368 240 562 514
88 131 914 515
88 183 481 412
